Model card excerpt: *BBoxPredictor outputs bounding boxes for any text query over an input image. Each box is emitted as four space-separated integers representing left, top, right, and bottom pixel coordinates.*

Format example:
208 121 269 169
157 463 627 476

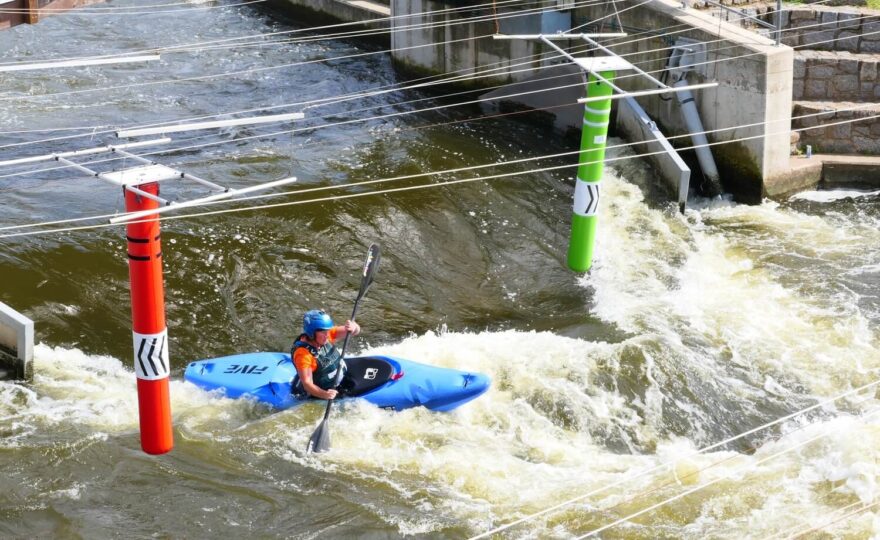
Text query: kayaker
291 309 360 400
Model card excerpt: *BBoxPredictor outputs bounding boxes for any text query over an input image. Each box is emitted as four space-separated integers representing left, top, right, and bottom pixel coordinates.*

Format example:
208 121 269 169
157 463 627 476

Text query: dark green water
1 1 879 538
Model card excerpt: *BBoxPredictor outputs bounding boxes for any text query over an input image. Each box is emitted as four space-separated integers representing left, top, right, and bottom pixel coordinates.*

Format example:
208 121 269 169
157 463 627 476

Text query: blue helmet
303 309 334 338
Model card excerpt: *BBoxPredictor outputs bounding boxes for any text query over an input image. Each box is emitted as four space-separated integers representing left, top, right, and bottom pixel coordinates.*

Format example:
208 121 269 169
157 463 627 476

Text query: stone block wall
793 51 880 101
793 102 880 154
780 8 880 53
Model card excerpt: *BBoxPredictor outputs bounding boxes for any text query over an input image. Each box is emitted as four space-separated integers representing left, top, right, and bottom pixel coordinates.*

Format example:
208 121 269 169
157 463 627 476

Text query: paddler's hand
324 389 339 400
343 320 360 337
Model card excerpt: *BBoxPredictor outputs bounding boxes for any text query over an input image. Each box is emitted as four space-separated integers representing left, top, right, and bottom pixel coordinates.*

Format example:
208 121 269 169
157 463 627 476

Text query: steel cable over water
0 0 580 65
0 0 835 126
2 0 818 108
0 0 607 79
1 17 875 187
2 108 879 239
0 0 269 16
2 96 878 233
0 0 233 11
2 4 878 536
0 3 860 159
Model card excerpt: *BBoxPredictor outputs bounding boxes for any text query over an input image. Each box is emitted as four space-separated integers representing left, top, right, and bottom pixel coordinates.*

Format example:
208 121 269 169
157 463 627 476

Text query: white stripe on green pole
568 71 615 272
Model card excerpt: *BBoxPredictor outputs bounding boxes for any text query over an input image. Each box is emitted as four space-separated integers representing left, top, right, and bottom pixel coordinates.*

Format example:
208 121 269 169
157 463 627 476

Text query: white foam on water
218 166 880 535
791 189 880 203
11 272 880 536
244 330 688 535
584 172 880 398
1 344 265 449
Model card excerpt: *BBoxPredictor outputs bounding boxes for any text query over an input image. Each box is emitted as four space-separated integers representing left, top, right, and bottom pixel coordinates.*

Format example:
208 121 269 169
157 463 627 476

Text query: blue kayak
184 352 491 412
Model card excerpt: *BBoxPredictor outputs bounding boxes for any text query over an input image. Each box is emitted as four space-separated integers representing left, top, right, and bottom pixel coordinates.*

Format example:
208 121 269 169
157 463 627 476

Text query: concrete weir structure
268 0 800 202
596 2 793 202
390 0 794 203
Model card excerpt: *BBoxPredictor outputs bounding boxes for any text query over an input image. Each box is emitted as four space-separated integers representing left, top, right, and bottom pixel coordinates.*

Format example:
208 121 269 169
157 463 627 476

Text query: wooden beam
25 0 39 24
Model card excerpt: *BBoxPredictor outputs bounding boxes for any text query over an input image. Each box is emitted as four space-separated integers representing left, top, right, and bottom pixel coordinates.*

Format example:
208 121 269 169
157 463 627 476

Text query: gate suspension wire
0 0 847 146
3 14 871 187
0 0 269 16
2 8 864 158
2 28 876 185
2 107 879 238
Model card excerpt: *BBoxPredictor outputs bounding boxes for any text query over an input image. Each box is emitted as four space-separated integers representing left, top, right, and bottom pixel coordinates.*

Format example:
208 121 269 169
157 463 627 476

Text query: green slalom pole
567 71 615 273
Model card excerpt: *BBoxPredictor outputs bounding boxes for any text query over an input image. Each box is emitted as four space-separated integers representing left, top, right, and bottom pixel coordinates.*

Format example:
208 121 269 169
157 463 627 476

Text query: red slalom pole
125 182 173 455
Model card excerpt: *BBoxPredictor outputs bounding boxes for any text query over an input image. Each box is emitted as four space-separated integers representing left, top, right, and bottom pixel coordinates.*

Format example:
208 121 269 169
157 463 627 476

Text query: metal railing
700 0 784 45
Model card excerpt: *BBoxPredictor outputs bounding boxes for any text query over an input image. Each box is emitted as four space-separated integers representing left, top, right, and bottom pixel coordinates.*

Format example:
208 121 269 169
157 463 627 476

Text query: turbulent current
1 1 879 538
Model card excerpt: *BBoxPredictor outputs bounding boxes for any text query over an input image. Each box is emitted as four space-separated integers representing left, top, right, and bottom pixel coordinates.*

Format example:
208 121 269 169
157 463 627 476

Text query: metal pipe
57 156 169 205
123 185 169 205
580 36 666 87
115 113 305 138
111 150 225 191
579 82 717 103
673 80 721 196
182 173 227 192
111 149 154 165
55 157 100 178
108 176 297 224
0 138 171 168
0 55 160 73
775 0 782 45
492 33 627 40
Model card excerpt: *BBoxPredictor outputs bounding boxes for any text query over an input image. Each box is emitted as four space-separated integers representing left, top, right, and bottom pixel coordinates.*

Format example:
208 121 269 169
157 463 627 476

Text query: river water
1 1 879 538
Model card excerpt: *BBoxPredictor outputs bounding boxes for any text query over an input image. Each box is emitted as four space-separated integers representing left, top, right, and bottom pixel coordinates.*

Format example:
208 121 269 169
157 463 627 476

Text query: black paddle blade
307 418 331 453
359 244 381 298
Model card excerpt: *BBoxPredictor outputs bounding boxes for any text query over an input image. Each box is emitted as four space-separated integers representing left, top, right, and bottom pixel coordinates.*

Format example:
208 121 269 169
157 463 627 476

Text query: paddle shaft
319 298 361 421
308 244 380 452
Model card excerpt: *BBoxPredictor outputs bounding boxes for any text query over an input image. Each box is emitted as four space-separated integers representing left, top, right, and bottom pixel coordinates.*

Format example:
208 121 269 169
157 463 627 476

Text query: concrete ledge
820 155 880 188
268 0 390 40
768 155 823 198
0 301 33 382
770 153 880 198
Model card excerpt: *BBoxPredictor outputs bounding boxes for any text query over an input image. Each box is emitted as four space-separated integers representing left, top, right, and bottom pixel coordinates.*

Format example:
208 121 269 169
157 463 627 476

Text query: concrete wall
574 0 793 201
0 302 33 382
390 0 568 86
479 62 584 132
